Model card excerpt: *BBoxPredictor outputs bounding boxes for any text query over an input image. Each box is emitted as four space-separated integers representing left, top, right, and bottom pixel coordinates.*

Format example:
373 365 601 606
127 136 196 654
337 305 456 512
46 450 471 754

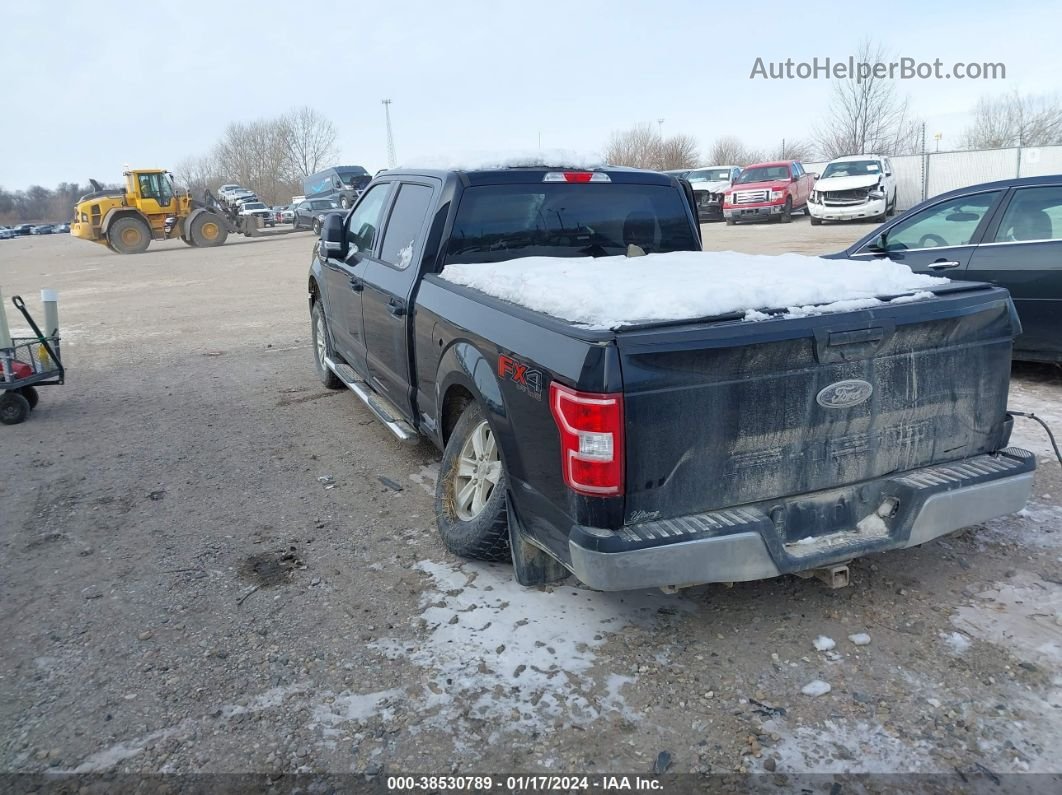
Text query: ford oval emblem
817 379 874 409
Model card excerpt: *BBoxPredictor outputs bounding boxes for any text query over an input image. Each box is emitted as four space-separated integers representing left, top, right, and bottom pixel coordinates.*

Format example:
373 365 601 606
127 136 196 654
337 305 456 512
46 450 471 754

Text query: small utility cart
1 294 65 425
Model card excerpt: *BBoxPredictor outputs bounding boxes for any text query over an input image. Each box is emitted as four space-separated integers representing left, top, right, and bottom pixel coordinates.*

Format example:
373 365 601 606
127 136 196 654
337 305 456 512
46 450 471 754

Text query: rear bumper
568 449 1035 591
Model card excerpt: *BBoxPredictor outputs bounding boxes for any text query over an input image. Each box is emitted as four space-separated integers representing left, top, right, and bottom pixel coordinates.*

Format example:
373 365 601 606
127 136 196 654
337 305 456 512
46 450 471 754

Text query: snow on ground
982 500 1062 549
947 573 1062 772
951 571 1062 668
761 717 936 773
368 560 684 739
442 252 946 329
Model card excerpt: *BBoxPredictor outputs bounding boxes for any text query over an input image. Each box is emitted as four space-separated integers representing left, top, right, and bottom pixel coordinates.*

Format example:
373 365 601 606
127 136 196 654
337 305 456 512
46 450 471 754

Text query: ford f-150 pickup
307 163 1033 591
723 160 815 225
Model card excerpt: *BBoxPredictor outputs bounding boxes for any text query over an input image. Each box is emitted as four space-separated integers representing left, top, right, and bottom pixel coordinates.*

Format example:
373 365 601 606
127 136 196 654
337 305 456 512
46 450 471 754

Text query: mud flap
507 503 569 587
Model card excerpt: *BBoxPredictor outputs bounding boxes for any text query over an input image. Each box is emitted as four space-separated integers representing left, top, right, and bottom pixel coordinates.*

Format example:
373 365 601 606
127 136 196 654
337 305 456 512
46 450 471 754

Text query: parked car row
0 223 69 238
669 153 901 228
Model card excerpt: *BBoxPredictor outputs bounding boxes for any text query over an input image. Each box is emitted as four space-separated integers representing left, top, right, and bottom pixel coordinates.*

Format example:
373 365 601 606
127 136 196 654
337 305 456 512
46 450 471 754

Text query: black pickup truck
307 165 1034 591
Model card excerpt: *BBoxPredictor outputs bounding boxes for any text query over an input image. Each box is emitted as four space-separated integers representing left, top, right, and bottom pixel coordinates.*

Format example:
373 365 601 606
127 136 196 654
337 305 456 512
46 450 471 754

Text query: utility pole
381 99 397 168
657 118 665 136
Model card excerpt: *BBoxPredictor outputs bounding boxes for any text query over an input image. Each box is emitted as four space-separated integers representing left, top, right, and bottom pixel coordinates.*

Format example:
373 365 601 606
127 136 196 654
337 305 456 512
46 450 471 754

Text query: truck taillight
542 171 611 183
550 383 624 496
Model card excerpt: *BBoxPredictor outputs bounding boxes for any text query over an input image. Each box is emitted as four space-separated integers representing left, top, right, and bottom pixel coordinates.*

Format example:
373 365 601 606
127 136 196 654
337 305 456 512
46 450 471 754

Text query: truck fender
181 207 213 239
100 207 149 236
435 341 507 446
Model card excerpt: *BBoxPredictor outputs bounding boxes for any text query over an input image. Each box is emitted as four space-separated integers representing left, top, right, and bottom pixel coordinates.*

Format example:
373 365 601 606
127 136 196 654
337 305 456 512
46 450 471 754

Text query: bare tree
284 106 339 178
213 118 295 205
961 91 1062 149
173 154 223 199
707 136 764 166
814 39 922 159
657 134 700 170
605 124 663 169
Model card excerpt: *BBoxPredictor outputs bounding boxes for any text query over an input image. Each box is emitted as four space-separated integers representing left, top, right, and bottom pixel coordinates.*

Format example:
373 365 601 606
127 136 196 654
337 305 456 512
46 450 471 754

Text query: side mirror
868 231 888 252
321 213 347 258
811 173 819 180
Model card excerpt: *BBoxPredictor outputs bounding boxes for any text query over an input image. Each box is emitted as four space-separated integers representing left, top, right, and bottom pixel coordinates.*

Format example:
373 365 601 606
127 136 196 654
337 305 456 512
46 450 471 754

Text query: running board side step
324 357 419 444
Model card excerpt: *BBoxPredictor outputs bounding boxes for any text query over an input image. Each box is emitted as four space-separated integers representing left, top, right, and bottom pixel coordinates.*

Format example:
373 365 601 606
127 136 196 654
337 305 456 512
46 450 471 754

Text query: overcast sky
1 0 1058 189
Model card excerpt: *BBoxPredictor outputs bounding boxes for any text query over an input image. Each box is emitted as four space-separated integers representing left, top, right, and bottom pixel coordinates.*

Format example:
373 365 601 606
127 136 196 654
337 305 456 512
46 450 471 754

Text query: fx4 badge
817 379 873 409
498 354 543 401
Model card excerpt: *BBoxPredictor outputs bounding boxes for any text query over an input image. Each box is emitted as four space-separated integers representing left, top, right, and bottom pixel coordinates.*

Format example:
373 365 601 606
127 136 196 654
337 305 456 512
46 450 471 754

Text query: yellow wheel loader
71 169 242 254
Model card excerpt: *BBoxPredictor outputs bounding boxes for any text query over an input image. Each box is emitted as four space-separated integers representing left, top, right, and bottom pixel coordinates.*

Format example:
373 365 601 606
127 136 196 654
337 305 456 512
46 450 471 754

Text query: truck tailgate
617 285 1018 525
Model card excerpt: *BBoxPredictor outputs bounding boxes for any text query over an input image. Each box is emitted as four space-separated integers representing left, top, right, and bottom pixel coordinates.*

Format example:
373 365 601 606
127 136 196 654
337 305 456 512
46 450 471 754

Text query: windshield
243 202 266 210
686 169 732 182
821 160 883 179
443 183 698 265
310 200 338 209
736 166 790 184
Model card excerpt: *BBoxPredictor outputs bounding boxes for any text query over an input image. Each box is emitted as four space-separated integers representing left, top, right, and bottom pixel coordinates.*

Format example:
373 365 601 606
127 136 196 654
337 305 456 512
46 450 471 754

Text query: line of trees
0 183 97 225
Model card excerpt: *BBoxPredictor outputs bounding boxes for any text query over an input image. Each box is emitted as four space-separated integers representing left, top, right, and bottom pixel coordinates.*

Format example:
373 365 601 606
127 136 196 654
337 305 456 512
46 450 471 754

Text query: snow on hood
814 174 882 191
689 180 730 192
441 251 948 329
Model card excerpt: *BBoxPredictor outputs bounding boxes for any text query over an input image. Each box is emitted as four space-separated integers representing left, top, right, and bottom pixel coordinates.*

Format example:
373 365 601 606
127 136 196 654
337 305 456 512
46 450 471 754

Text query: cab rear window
444 184 698 264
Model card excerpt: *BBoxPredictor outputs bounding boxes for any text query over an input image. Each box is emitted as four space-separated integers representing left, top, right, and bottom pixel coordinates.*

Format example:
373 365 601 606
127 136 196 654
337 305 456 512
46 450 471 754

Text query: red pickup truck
723 160 816 224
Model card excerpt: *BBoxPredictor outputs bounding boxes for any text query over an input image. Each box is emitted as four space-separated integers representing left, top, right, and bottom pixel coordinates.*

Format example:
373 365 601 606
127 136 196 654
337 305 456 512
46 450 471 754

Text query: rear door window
992 186 1062 242
379 183 434 269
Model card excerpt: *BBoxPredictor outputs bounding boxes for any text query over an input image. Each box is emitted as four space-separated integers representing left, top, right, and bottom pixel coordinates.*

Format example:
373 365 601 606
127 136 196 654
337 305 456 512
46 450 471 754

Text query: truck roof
376 165 676 187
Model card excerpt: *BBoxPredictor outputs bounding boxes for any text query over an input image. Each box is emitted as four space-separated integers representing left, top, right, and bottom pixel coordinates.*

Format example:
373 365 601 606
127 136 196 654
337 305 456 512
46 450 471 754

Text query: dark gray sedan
293 199 345 234
830 175 1062 363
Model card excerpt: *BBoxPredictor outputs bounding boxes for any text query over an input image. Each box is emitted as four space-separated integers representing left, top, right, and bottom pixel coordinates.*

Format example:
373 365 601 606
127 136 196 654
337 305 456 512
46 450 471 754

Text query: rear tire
725 218 735 226
312 219 322 235
190 213 228 247
311 300 343 389
809 214 822 226
435 402 510 562
0 391 31 425
107 216 151 254
20 385 39 409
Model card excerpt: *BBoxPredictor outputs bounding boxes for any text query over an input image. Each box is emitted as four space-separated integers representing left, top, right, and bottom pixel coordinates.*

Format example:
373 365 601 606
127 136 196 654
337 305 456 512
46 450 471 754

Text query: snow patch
441 252 947 329
371 559 684 735
941 631 972 655
801 680 832 697
951 572 1062 666
848 633 872 646
813 636 836 651
762 718 937 773
983 500 1062 549
311 688 405 727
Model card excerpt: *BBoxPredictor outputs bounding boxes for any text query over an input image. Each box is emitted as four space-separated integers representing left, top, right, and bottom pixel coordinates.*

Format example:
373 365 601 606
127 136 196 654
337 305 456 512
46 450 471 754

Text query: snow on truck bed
441 251 948 330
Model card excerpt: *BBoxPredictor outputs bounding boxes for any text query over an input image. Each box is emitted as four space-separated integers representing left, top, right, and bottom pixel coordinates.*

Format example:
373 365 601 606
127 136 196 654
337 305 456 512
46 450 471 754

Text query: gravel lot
1 220 1060 784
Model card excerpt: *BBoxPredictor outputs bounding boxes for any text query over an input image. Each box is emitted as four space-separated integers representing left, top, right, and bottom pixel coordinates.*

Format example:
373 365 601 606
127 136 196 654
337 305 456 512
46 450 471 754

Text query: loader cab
126 169 174 214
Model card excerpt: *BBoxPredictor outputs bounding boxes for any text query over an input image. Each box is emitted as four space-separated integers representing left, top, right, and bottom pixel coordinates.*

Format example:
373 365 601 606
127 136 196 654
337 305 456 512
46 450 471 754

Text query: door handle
349 277 364 292
928 260 961 270
388 300 406 317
